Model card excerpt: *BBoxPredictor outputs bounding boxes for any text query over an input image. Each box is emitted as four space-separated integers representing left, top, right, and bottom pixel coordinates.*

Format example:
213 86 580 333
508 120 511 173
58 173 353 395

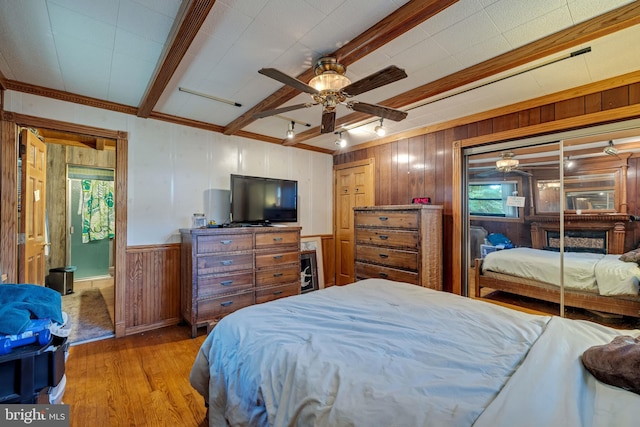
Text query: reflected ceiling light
496 152 519 172
286 121 295 139
564 157 574 169
374 119 386 137
603 140 619 156
335 131 347 148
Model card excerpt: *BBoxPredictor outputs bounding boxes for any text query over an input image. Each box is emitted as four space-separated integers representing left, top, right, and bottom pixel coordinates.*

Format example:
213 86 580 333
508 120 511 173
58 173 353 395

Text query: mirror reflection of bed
466 131 640 329
472 220 640 330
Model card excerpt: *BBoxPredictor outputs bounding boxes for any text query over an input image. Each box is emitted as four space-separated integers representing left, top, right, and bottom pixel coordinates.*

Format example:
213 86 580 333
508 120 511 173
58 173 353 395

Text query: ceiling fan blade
253 103 315 119
321 111 336 134
348 102 408 121
341 66 407 97
258 68 319 95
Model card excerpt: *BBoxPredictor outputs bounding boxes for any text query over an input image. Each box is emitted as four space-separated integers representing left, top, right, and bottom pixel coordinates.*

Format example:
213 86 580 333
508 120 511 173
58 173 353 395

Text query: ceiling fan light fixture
309 72 351 92
374 119 386 137
496 152 519 172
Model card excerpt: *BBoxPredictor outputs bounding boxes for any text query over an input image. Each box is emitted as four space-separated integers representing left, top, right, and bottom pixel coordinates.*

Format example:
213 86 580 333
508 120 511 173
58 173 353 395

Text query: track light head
374 119 386 137
286 121 295 139
335 131 347 148
603 140 618 156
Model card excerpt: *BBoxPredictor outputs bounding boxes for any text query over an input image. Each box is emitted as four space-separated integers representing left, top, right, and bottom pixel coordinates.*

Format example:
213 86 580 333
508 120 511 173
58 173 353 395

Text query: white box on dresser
354 205 443 290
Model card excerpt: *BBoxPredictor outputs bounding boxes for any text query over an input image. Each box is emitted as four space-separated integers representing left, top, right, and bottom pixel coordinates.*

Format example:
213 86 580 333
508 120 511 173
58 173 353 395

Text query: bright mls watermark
0 405 69 426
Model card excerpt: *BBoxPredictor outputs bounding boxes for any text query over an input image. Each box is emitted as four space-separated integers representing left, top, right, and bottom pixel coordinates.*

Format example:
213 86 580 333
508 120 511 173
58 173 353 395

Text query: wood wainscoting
125 243 181 335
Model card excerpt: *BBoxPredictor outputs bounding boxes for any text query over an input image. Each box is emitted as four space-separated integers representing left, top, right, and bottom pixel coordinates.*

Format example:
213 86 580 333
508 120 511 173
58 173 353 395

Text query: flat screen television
230 174 298 224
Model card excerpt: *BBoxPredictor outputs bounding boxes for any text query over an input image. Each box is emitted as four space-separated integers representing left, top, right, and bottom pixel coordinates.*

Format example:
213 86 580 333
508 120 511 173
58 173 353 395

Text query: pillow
581 335 640 395
619 249 640 264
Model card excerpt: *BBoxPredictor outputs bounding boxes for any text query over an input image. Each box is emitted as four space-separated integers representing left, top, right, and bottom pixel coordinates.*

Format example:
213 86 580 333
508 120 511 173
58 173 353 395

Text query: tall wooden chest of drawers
354 205 443 290
180 226 301 337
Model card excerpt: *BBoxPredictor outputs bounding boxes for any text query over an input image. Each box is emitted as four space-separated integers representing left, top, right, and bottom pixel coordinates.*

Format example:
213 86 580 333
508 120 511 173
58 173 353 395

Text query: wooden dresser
180 226 301 337
354 205 443 290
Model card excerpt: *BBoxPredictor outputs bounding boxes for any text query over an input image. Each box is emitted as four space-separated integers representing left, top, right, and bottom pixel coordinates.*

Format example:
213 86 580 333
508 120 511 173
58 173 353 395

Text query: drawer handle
273 237 283 242
378 272 389 279
378 216 388 221
378 235 389 240
220 280 233 286
220 301 234 307
378 253 389 259
273 273 284 278
273 255 283 260
273 290 283 296
220 240 233 245
221 260 233 266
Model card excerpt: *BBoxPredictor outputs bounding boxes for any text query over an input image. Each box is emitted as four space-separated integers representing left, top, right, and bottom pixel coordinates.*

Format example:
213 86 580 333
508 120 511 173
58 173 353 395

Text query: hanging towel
81 179 115 243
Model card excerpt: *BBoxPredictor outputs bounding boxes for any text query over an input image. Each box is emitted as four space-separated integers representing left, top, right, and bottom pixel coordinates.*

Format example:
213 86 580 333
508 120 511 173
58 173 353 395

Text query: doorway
67 167 115 280
40 132 117 343
0 112 128 339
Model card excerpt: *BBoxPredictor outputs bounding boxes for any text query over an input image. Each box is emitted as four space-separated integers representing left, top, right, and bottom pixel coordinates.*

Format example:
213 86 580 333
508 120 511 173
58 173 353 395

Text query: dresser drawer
255 265 300 287
197 271 254 298
355 245 418 270
197 253 253 275
255 251 300 269
355 262 419 285
255 231 299 249
355 211 419 229
355 228 419 250
196 233 253 254
197 290 254 321
255 282 300 304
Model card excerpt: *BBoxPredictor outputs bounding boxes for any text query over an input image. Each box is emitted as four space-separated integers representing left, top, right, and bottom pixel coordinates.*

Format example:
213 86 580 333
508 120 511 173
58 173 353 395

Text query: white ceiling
0 0 639 153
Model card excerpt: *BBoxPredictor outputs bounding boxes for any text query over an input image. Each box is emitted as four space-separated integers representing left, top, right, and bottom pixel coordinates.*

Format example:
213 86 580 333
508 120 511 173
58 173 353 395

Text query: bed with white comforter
481 247 640 296
190 279 640 426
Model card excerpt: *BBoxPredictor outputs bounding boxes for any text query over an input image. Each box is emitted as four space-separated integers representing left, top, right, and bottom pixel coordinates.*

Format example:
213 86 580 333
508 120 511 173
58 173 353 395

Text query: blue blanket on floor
0 284 64 335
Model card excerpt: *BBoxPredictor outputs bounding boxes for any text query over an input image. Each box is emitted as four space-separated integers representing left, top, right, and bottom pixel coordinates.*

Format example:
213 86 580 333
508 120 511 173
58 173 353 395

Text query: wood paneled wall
334 78 640 293
125 244 181 335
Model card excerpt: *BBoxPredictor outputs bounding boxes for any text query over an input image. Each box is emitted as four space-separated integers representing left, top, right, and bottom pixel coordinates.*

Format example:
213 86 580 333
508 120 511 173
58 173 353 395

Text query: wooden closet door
334 160 374 286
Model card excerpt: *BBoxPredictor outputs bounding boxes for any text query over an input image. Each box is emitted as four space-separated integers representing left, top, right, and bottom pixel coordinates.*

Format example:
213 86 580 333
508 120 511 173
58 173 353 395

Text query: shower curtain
79 179 115 243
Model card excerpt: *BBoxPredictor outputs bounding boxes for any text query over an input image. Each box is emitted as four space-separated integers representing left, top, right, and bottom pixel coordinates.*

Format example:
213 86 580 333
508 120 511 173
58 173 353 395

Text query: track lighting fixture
374 119 386 137
603 140 618 156
335 132 347 148
286 121 295 139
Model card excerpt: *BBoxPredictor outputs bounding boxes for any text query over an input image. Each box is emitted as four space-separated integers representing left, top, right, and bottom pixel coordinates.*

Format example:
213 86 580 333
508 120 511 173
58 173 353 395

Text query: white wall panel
6 91 333 245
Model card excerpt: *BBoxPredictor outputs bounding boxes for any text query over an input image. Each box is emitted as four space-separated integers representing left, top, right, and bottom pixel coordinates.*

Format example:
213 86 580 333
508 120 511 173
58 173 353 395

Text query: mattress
190 279 640 426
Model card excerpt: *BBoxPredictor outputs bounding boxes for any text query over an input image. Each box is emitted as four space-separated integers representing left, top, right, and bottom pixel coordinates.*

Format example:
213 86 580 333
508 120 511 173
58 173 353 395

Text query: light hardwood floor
64 326 208 427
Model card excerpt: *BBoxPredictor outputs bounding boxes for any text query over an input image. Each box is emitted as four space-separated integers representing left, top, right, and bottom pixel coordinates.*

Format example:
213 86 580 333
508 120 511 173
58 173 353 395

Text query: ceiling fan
253 56 409 134
495 152 533 176
471 152 533 177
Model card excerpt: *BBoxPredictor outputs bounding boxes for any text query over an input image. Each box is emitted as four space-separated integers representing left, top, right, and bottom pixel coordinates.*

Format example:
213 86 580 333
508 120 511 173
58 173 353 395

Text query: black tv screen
230 174 298 224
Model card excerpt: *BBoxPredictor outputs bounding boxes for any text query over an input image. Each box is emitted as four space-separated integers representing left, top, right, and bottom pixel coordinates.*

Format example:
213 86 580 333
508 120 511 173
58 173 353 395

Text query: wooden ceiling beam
137 0 216 118
0 68 7 91
222 0 459 136
288 1 640 146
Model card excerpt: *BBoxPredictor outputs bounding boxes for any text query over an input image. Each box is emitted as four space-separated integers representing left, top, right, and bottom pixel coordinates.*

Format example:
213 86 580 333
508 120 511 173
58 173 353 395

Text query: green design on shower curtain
81 179 115 243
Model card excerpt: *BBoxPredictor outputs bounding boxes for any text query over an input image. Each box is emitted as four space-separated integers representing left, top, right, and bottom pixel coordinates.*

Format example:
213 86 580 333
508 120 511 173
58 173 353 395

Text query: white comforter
190 279 640 427
482 247 640 296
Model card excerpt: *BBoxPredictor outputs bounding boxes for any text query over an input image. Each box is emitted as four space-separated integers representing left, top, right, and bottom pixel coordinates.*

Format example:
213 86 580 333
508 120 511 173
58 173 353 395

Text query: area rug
61 288 114 344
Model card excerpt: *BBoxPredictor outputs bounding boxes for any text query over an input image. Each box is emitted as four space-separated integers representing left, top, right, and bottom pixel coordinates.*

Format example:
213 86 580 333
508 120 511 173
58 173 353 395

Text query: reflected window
469 181 519 218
